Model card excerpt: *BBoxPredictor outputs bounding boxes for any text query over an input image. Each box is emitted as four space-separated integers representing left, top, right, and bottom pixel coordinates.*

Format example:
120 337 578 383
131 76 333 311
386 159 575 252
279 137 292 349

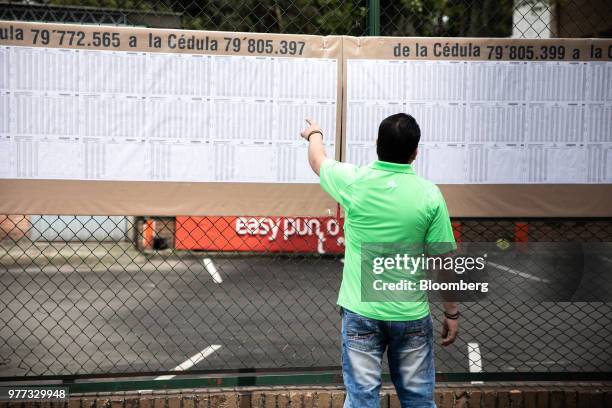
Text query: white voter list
0 45 337 183
345 59 612 184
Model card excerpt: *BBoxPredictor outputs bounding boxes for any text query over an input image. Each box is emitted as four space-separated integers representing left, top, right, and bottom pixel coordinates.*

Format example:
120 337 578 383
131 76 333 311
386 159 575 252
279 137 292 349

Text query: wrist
444 310 460 320
307 130 323 141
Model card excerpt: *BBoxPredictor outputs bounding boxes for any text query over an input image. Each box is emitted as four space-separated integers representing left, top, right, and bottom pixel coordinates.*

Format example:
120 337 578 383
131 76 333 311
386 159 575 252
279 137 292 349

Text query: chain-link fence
1 0 611 381
1 215 611 378
1 0 610 37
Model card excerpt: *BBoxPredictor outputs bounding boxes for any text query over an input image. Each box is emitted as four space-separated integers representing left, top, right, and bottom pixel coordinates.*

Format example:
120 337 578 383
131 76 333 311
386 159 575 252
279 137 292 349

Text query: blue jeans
341 308 436 408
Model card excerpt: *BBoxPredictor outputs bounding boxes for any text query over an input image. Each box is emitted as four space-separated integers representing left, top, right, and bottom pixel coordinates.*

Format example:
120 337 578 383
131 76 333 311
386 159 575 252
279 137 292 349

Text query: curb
42 383 612 408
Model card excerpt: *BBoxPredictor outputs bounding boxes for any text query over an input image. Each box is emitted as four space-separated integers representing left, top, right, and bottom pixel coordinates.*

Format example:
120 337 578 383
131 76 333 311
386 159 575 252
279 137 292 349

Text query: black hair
376 113 421 164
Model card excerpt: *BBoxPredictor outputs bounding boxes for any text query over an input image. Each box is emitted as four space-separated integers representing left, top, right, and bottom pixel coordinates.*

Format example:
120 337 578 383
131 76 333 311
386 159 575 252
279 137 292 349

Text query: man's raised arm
300 118 326 176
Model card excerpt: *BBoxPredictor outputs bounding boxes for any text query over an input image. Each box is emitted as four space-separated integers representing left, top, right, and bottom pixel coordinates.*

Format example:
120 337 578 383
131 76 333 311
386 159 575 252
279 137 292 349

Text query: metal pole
368 0 381 36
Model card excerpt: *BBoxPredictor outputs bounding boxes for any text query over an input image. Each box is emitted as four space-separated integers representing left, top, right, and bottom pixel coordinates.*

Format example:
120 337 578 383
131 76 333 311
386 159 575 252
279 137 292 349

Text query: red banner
175 216 345 254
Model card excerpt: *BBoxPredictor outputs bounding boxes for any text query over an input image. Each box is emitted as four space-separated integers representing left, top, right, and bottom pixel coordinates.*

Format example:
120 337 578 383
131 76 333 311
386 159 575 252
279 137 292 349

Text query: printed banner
1 21 611 216
0 21 341 183
0 20 342 216
341 36 612 216
175 216 345 253
343 36 612 183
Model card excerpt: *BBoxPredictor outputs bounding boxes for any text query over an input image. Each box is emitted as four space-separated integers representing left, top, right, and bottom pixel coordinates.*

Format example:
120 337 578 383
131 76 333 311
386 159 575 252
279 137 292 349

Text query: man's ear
409 148 418 163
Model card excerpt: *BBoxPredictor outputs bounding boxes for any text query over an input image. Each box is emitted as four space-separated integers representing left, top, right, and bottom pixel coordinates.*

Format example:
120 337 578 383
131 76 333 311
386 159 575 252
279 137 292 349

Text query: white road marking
467 342 483 384
155 345 222 380
203 258 223 283
487 261 551 283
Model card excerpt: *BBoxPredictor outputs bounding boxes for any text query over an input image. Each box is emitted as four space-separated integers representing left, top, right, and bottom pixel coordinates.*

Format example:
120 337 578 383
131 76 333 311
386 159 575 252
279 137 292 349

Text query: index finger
305 118 312 126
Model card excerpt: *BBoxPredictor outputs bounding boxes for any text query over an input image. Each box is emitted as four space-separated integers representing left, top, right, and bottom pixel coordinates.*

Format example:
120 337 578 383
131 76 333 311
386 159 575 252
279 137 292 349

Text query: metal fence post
368 0 380 36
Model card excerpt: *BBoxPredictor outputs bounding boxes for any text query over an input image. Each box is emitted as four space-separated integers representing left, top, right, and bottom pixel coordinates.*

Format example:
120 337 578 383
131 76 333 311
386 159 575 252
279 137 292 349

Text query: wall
58 384 612 408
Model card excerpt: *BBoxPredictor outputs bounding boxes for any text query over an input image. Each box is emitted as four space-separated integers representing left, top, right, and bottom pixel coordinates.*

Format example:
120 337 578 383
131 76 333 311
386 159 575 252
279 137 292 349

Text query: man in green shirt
301 113 459 408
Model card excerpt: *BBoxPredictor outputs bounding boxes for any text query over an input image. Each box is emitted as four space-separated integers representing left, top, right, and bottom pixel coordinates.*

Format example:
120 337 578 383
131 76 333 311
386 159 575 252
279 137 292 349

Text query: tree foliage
48 0 520 37
380 0 515 37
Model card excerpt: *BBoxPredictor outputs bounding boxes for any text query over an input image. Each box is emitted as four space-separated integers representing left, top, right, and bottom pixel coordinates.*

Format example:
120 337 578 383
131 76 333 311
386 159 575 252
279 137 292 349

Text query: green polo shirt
320 158 456 321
